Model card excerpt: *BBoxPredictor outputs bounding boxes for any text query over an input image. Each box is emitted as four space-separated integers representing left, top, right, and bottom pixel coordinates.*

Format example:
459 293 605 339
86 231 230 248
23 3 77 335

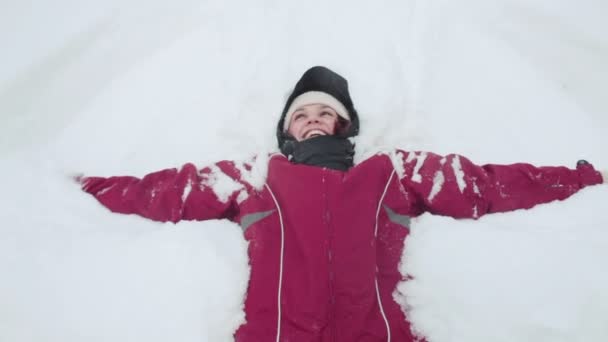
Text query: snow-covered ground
1 0 607 341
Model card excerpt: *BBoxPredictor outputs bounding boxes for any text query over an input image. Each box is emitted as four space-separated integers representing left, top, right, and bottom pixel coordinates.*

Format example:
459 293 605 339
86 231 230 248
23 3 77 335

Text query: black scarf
280 135 355 171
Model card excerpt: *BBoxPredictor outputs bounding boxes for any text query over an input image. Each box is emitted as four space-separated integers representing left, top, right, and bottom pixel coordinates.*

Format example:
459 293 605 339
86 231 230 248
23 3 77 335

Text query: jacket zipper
264 183 285 342
374 169 397 342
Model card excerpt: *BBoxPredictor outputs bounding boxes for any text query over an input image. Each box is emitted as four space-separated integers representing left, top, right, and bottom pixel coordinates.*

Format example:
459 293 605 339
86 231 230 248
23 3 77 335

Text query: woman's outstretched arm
79 161 247 223
399 151 604 219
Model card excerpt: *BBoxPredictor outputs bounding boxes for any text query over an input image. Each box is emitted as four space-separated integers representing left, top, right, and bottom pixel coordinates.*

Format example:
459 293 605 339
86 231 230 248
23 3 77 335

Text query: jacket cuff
576 163 603 187
81 176 105 193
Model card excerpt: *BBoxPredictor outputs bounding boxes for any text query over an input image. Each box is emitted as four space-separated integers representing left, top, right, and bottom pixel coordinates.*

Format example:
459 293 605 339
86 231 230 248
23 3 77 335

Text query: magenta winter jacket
82 151 603 342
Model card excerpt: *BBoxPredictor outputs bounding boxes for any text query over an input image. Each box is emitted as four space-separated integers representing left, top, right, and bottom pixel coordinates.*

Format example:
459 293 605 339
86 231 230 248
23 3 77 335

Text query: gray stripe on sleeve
240 210 276 232
383 205 411 229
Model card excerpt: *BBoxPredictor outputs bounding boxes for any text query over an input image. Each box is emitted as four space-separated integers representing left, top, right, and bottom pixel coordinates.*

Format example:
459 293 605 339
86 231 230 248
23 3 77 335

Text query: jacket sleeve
81 161 246 223
399 151 604 219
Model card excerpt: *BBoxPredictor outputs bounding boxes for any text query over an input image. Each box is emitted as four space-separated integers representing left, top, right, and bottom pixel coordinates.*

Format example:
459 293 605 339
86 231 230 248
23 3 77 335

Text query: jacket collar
280 135 355 171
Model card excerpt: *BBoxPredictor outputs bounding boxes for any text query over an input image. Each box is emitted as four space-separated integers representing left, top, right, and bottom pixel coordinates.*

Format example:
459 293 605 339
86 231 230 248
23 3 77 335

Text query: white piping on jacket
374 169 396 342
265 183 285 342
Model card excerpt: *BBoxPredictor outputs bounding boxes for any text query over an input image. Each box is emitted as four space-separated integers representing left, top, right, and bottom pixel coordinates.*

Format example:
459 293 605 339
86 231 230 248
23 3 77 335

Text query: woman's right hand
71 173 85 185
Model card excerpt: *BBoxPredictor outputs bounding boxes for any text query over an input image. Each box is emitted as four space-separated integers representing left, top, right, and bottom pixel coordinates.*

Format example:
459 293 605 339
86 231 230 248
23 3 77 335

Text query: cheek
325 118 338 131
287 121 302 136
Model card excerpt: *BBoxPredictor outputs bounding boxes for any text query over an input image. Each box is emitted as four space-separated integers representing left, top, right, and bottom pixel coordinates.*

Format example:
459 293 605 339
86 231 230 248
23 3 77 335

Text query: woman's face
287 104 339 141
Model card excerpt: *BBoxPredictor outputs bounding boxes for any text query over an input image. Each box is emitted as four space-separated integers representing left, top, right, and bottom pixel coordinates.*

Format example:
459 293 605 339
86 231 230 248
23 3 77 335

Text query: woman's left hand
576 160 605 184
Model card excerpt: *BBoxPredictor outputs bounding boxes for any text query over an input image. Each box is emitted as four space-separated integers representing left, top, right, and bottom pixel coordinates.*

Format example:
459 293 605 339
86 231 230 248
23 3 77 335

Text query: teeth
305 129 326 138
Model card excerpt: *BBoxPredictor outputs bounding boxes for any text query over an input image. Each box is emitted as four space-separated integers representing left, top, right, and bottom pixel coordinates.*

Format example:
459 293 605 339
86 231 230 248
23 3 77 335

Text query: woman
80 66 605 342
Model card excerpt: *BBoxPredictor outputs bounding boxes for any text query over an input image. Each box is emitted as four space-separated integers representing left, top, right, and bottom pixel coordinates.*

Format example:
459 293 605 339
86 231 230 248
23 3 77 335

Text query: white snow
96 183 117 196
395 192 608 342
473 180 481 195
236 190 248 205
390 150 406 180
451 155 467 193
234 153 271 192
1 0 607 341
411 152 429 183
181 178 193 204
427 158 446 202
200 166 245 204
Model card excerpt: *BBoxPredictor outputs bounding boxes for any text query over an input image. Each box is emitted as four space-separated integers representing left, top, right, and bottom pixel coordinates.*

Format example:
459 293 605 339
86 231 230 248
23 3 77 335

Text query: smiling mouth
304 129 328 139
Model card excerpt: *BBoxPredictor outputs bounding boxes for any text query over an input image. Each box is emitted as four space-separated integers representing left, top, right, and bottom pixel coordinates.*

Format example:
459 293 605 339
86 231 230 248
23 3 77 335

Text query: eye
293 113 306 121
321 111 334 117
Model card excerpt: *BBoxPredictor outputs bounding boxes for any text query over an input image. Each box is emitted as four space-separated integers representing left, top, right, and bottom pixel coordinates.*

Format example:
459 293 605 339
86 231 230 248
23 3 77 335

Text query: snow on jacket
81 151 603 342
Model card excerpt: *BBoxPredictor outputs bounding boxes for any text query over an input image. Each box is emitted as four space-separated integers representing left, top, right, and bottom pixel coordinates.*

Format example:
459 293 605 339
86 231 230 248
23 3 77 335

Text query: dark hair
335 116 352 136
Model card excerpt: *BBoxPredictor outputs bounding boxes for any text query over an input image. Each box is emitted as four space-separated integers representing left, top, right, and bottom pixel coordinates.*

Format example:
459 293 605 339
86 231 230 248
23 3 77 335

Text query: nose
307 115 320 125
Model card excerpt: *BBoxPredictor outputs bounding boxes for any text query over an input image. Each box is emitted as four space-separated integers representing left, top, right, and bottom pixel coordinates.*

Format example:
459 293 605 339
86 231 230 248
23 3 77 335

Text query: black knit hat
276 66 359 149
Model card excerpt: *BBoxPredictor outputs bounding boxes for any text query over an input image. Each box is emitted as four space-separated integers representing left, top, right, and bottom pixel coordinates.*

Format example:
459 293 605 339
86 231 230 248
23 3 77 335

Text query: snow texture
234 153 271 192
411 152 428 183
451 155 466 193
181 178 193 204
201 165 245 204
427 158 446 202
1 0 607 341
387 150 407 180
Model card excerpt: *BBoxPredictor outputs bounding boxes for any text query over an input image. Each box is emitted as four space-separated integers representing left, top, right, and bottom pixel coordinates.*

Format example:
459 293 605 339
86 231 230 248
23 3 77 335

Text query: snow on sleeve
451 155 466 193
405 151 417 164
236 190 248 204
402 153 486 219
387 150 406 179
200 165 244 203
234 153 270 192
96 183 117 196
411 152 428 183
181 178 193 204
427 157 446 202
